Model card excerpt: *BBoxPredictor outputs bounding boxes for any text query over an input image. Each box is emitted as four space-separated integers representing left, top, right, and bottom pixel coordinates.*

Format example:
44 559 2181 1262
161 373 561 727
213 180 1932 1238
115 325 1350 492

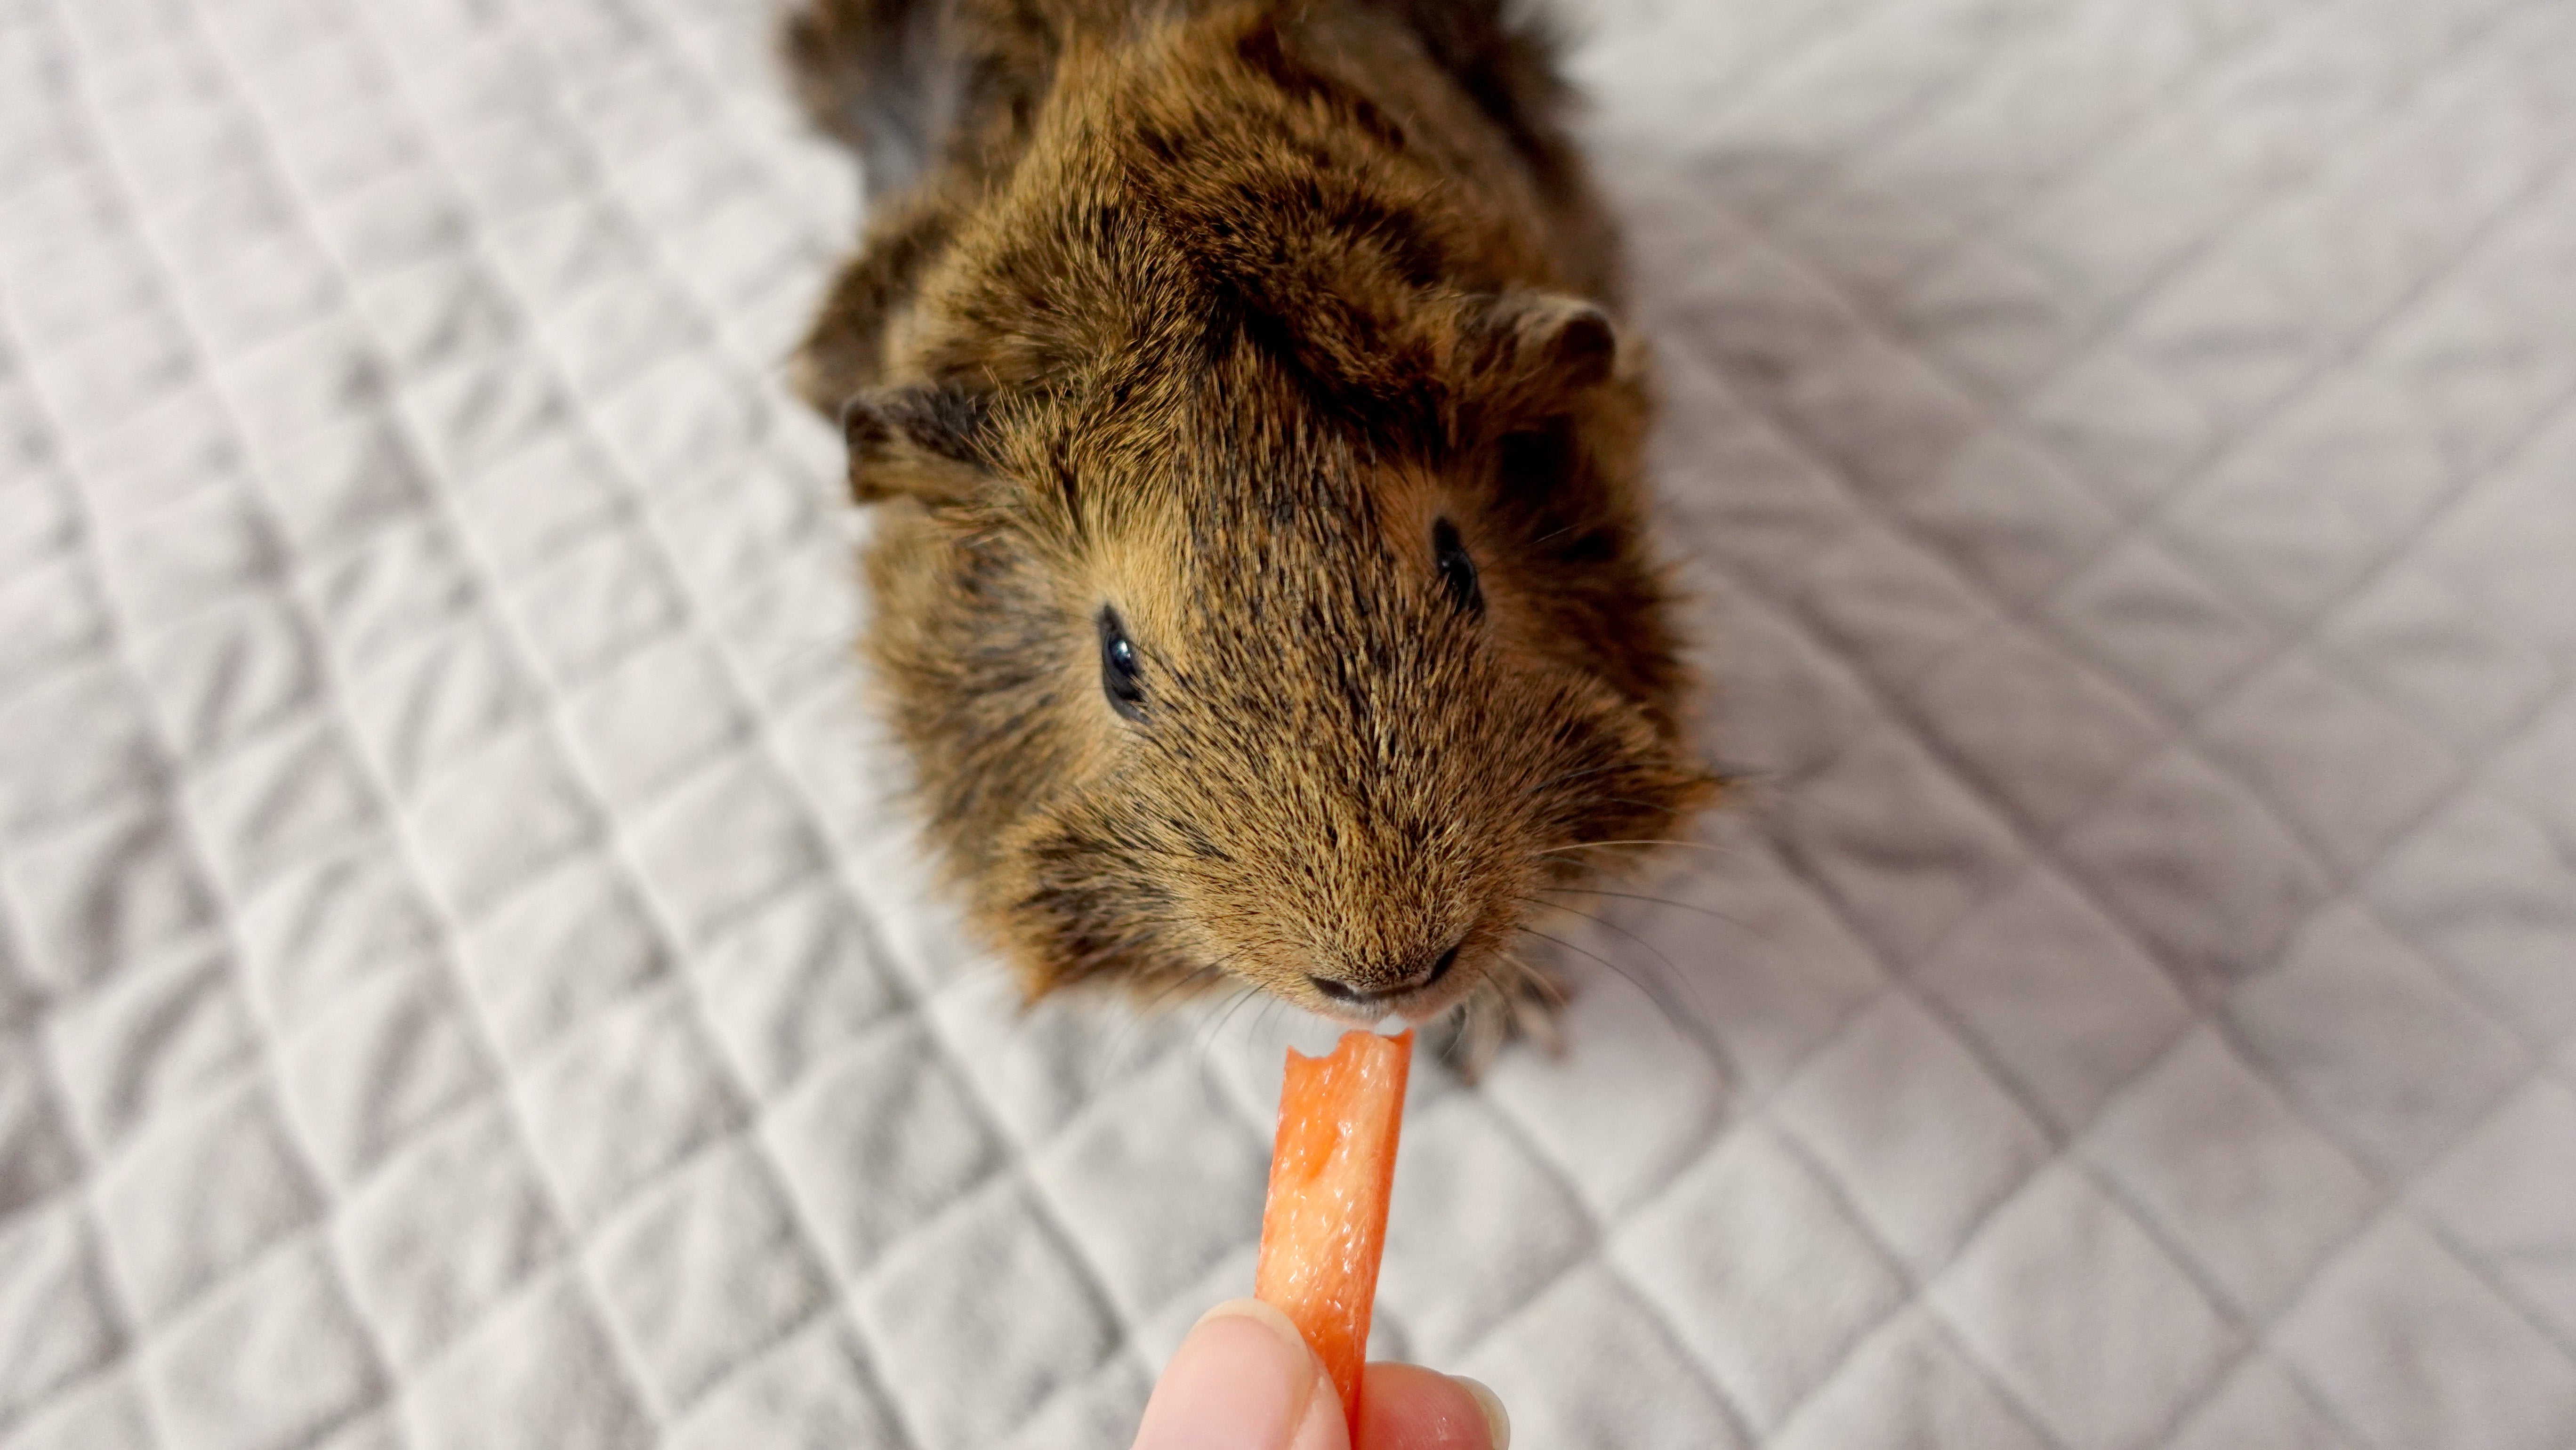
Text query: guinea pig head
845 291 1716 1027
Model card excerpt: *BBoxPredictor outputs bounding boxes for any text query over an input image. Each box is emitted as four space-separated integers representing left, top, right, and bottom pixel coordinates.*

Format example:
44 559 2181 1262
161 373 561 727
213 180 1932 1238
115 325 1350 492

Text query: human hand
1130 1299 1508 1450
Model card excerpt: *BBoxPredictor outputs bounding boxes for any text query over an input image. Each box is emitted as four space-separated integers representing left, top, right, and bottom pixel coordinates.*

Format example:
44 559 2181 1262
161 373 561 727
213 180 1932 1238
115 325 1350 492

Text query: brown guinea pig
782 0 1717 1052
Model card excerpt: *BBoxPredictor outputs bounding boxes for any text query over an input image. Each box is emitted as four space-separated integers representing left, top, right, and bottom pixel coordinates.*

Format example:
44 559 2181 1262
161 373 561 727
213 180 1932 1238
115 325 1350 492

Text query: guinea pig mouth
1297 944 1479 1027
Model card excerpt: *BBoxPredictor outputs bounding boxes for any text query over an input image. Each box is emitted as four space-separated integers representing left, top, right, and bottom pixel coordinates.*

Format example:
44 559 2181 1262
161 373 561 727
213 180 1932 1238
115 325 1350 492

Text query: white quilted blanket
5 0 2574 1445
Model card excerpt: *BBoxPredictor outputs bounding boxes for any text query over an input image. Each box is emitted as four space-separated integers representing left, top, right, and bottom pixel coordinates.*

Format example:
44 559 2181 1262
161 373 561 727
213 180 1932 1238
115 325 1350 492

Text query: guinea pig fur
784 0 1719 1047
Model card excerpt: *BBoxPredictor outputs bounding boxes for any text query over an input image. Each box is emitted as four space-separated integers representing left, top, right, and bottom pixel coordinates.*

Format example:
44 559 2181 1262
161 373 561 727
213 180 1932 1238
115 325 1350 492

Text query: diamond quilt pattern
2 0 2573 1446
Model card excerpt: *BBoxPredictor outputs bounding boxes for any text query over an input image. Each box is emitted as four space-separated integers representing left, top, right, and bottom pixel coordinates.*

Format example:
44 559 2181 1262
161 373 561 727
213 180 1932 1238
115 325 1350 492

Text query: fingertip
1354 1363 1507 1450
1132 1301 1334 1450
1192 1297 1312 1357
1451 1377 1509 1450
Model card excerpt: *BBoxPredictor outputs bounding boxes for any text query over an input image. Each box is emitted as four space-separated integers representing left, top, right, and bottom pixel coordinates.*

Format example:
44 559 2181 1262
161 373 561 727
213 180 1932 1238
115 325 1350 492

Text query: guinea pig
782 0 1718 1056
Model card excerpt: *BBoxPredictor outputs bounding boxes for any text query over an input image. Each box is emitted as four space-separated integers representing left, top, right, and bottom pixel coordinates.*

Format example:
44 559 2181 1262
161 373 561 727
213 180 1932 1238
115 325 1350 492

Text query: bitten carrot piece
1254 1029 1414 1439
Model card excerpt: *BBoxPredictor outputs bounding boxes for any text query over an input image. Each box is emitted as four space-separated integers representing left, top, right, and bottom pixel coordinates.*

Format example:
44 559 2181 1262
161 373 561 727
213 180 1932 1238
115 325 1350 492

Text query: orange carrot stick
1254 1029 1414 1439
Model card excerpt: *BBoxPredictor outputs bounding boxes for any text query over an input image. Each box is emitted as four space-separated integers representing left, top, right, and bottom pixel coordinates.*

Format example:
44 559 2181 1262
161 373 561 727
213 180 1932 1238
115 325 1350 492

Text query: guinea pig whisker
1530 838 1727 859
747 628 864 689
1141 960 1232 1015
1515 897 1706 1027
1184 985 1245 1081
1196 982 1269 1076
1515 923 1709 1055
1106 960 1234 1076
1525 761 1644 794
1434 980 1498 1069
1243 995 1295 1079
1497 953 1567 1013
1566 793 1698 818
1207 982 1262 1044
1532 886 1782 950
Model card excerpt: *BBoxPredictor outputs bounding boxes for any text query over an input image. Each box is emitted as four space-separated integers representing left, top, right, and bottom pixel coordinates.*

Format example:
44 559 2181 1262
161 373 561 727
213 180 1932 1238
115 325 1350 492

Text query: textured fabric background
2 0 2574 1446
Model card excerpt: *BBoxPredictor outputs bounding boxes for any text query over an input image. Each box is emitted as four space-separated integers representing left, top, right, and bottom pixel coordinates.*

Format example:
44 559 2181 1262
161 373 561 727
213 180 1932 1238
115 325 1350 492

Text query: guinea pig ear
1462 290 1626 400
838 383 995 507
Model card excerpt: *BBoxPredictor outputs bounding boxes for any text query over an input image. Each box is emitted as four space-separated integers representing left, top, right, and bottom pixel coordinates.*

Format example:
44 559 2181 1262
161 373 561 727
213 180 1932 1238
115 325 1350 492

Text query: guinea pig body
785 0 1716 1045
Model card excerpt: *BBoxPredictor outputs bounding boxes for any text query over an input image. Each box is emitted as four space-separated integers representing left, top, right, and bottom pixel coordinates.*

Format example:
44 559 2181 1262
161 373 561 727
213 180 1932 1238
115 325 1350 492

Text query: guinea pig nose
1424 942 1462 988
1309 975 1377 1006
1310 943 1464 1006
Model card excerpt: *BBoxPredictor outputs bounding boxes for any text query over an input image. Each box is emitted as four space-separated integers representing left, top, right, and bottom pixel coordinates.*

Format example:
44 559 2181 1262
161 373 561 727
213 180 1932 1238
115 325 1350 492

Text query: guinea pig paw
1510 979 1567 1061
1426 967 1570 1082
1424 1000 1504 1084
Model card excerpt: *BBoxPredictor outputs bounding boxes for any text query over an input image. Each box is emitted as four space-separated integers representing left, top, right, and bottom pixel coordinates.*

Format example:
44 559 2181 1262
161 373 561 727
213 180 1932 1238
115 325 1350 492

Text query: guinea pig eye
1433 518 1482 617
1097 606 1148 722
